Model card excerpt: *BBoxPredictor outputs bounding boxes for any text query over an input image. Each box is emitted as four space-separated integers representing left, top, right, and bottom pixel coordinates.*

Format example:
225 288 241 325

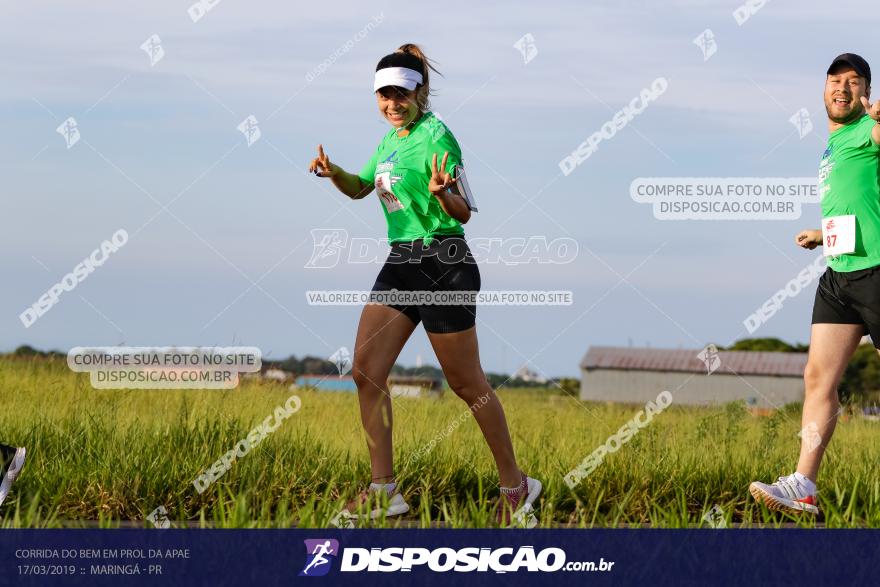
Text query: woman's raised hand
309 144 338 178
428 151 458 195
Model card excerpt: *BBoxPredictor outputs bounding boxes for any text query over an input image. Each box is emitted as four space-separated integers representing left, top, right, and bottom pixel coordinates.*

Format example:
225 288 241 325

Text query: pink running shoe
495 473 542 527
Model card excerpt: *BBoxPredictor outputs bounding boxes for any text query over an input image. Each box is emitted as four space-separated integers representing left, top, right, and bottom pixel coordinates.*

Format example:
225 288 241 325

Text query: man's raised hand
860 96 880 122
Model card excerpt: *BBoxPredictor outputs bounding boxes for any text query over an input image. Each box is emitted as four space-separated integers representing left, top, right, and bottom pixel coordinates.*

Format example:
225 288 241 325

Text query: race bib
822 215 856 257
375 171 404 213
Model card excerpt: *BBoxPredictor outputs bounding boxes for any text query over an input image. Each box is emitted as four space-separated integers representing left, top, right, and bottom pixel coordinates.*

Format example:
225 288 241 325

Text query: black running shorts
370 235 480 333
812 265 880 347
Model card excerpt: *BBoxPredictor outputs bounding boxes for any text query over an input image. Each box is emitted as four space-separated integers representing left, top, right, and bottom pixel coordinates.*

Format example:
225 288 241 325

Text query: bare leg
426 326 521 488
351 304 418 482
795 323 863 481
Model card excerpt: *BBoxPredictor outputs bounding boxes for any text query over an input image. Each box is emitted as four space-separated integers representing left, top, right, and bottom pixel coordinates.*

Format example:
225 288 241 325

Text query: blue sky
2 0 876 377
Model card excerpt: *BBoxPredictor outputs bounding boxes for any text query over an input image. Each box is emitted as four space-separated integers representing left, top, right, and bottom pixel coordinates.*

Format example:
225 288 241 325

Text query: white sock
500 475 526 494
369 482 397 496
793 472 816 494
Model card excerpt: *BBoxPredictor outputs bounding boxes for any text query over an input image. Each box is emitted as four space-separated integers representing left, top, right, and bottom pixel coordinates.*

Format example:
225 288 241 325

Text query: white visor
373 66 423 92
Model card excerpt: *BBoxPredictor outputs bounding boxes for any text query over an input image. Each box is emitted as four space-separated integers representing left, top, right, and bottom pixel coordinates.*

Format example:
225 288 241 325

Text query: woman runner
308 43 541 526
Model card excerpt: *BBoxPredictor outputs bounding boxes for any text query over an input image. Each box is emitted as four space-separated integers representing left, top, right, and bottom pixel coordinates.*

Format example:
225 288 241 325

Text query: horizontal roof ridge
580 346 807 377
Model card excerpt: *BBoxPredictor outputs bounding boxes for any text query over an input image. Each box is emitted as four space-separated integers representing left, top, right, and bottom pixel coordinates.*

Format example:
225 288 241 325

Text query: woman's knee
352 359 388 394
447 373 491 404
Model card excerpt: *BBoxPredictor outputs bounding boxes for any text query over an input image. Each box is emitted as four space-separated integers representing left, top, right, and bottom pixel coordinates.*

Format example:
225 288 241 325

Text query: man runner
750 53 880 515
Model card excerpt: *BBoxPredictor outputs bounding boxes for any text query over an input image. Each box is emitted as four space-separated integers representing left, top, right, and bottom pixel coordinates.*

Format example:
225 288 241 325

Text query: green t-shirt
819 114 880 272
358 112 465 245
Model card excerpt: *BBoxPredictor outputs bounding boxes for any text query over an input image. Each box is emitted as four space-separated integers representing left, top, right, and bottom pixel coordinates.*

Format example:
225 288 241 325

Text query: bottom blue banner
0 529 875 586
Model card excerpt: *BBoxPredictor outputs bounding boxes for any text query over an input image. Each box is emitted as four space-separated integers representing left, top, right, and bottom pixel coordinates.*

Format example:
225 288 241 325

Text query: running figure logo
789 107 813 139
329 346 352 376
513 33 538 64
696 344 721 374
306 229 348 268
237 115 261 147
692 29 717 62
299 539 340 577
56 117 80 149
140 34 165 67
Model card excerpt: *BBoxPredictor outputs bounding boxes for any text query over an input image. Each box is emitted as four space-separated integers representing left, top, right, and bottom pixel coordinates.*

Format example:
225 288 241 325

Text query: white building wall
580 369 803 408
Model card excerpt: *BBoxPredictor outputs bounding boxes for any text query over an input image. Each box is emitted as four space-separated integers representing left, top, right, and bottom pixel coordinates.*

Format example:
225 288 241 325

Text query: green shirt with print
358 112 465 245
819 114 880 272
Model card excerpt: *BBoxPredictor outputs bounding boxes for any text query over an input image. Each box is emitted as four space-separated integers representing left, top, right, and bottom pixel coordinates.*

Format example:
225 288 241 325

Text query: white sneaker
345 484 410 520
371 492 409 519
749 473 818 515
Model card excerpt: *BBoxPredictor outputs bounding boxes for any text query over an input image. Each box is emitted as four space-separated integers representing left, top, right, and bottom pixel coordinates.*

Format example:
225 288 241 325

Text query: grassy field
1 356 879 528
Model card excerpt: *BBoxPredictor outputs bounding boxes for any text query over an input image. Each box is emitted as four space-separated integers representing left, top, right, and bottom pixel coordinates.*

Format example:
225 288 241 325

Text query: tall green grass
1 357 878 528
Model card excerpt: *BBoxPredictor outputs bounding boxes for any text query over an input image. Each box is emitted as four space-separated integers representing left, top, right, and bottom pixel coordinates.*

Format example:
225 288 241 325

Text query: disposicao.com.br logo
299 538 614 575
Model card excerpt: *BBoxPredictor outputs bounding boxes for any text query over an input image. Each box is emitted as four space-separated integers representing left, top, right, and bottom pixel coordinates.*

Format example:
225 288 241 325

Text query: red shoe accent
495 473 528 526
795 495 816 505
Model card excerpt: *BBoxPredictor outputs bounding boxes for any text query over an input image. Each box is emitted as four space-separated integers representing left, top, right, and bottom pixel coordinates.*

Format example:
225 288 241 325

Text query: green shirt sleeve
425 119 463 177
858 115 880 151
358 141 382 185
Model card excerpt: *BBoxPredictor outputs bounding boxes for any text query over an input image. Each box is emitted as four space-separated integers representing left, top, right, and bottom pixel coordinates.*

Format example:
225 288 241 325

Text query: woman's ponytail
395 43 440 111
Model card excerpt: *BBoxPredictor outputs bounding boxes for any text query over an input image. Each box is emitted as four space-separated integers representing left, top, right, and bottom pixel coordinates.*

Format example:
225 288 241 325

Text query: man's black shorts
812 265 880 347
370 235 480 334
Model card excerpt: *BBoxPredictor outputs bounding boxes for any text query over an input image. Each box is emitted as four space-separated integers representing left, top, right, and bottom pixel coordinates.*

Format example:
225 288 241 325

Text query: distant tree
13 345 41 356
725 338 802 352
6 345 63 360
278 357 300 373
301 356 337 375
556 377 580 396
839 344 880 404
389 364 445 379
484 372 510 388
